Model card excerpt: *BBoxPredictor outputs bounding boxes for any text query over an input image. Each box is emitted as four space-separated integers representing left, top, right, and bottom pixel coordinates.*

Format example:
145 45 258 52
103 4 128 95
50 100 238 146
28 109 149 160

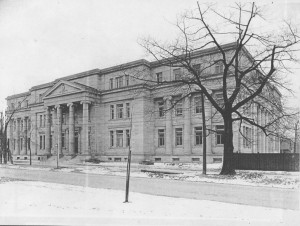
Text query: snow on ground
1 162 299 189
0 178 299 226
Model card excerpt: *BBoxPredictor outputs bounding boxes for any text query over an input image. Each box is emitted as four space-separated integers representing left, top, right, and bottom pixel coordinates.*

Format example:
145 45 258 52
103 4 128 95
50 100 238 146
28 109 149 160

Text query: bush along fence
233 153 299 171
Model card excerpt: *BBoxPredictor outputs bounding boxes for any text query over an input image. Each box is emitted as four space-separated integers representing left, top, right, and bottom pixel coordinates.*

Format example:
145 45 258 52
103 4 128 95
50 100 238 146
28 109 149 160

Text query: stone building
6 43 281 163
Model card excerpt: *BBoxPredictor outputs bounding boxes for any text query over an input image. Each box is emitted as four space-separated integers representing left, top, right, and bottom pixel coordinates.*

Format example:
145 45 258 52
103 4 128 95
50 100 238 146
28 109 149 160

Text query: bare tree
1 96 28 164
134 2 299 174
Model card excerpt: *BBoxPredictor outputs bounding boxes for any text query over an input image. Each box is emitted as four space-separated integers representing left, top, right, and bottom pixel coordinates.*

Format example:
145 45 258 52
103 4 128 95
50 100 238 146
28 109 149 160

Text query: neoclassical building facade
6 43 281 163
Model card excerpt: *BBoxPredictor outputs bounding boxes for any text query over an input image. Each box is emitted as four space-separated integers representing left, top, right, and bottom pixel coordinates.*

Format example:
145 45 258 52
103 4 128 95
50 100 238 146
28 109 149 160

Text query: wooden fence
233 153 299 171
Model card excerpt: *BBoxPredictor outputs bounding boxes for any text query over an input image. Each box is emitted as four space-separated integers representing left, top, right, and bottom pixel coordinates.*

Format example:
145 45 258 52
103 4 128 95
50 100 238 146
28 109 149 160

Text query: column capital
55 104 61 109
163 96 172 102
67 103 74 107
80 100 91 105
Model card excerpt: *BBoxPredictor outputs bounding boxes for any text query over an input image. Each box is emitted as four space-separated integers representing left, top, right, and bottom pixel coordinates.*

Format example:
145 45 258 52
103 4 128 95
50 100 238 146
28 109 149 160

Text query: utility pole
201 92 207 174
124 104 133 203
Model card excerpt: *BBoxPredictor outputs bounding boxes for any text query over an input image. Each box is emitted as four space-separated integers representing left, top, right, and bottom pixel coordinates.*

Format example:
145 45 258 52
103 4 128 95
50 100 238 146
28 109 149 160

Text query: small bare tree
1 97 28 164
134 2 299 174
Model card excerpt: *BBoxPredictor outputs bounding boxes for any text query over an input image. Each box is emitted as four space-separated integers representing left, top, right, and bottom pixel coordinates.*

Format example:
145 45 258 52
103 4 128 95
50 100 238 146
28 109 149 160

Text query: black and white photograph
0 0 299 225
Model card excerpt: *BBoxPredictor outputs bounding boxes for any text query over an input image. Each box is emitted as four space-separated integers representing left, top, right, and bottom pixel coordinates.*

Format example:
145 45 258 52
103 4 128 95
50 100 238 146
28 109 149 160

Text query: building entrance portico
41 80 98 157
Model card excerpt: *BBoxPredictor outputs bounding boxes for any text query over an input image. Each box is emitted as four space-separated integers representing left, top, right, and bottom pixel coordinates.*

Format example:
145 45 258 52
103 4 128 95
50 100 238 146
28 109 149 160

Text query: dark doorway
74 132 79 154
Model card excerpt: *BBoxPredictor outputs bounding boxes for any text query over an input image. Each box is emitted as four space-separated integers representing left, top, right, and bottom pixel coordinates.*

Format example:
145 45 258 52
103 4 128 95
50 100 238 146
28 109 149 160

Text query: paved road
0 167 298 210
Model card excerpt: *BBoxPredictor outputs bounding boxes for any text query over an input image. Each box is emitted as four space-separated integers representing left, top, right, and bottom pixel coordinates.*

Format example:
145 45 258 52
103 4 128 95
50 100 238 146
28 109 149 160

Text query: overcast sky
0 0 299 112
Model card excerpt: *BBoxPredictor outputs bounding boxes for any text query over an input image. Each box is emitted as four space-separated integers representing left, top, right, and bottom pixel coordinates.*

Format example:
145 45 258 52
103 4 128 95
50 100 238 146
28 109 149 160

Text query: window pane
174 69 181 80
116 104 123 119
195 127 203 145
116 130 123 147
158 129 165 146
194 96 202 113
110 131 114 147
175 128 183 146
158 101 164 117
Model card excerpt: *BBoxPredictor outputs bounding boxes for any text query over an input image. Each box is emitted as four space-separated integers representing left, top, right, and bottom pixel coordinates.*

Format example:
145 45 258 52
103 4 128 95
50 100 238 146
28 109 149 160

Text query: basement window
172 158 180 162
213 158 222 163
192 158 200 162
154 158 161 162
114 157 121 162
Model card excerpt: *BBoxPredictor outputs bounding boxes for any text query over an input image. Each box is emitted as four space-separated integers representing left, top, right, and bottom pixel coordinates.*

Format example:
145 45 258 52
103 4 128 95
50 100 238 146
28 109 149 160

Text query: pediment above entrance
43 80 86 99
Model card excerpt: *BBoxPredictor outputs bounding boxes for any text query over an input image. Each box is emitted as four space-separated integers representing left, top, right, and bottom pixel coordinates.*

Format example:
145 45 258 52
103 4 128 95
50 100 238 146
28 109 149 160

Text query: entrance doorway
74 132 79 154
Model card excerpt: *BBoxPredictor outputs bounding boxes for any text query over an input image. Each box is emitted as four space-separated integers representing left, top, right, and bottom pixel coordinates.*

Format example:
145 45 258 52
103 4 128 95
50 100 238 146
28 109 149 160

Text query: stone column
261 108 265 153
252 104 257 153
20 118 26 155
265 111 269 153
68 103 75 155
207 101 213 154
257 106 261 153
16 119 20 155
33 113 38 155
164 96 173 155
81 101 90 154
56 105 62 155
24 117 28 155
45 107 51 155
183 96 191 155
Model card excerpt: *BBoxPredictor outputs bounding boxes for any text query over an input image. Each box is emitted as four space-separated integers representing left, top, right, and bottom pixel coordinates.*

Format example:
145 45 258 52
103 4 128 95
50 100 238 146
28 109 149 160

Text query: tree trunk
220 113 236 175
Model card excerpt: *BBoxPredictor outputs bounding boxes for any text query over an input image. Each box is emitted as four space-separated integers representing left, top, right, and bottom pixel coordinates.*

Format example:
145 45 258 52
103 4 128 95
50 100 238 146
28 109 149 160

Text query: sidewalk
1 157 299 189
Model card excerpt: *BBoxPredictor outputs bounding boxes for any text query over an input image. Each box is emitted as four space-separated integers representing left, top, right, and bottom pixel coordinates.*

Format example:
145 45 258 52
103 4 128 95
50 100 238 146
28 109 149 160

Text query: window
50 135 52 149
126 129 130 147
20 138 23 150
43 135 45 149
13 139 16 150
215 92 223 105
13 121 16 131
116 104 123 119
62 113 66 125
28 138 31 150
195 127 203 145
62 133 65 148
88 106 91 121
28 118 31 131
25 100 29 108
156 72 163 84
21 120 23 131
39 94 43 102
18 102 21 108
175 99 183 116
193 64 201 75
215 61 223 74
11 103 15 110
216 125 224 145
158 129 165 146
39 115 42 127
49 114 52 126
158 101 164 117
44 115 46 127
75 113 79 124
126 103 130 118
175 128 183 146
110 131 114 147
125 75 130 86
174 68 182 80
243 126 251 148
194 96 202 113
109 78 114 89
116 76 123 88
110 105 115 119
88 127 91 148
116 130 123 147
40 135 43 149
